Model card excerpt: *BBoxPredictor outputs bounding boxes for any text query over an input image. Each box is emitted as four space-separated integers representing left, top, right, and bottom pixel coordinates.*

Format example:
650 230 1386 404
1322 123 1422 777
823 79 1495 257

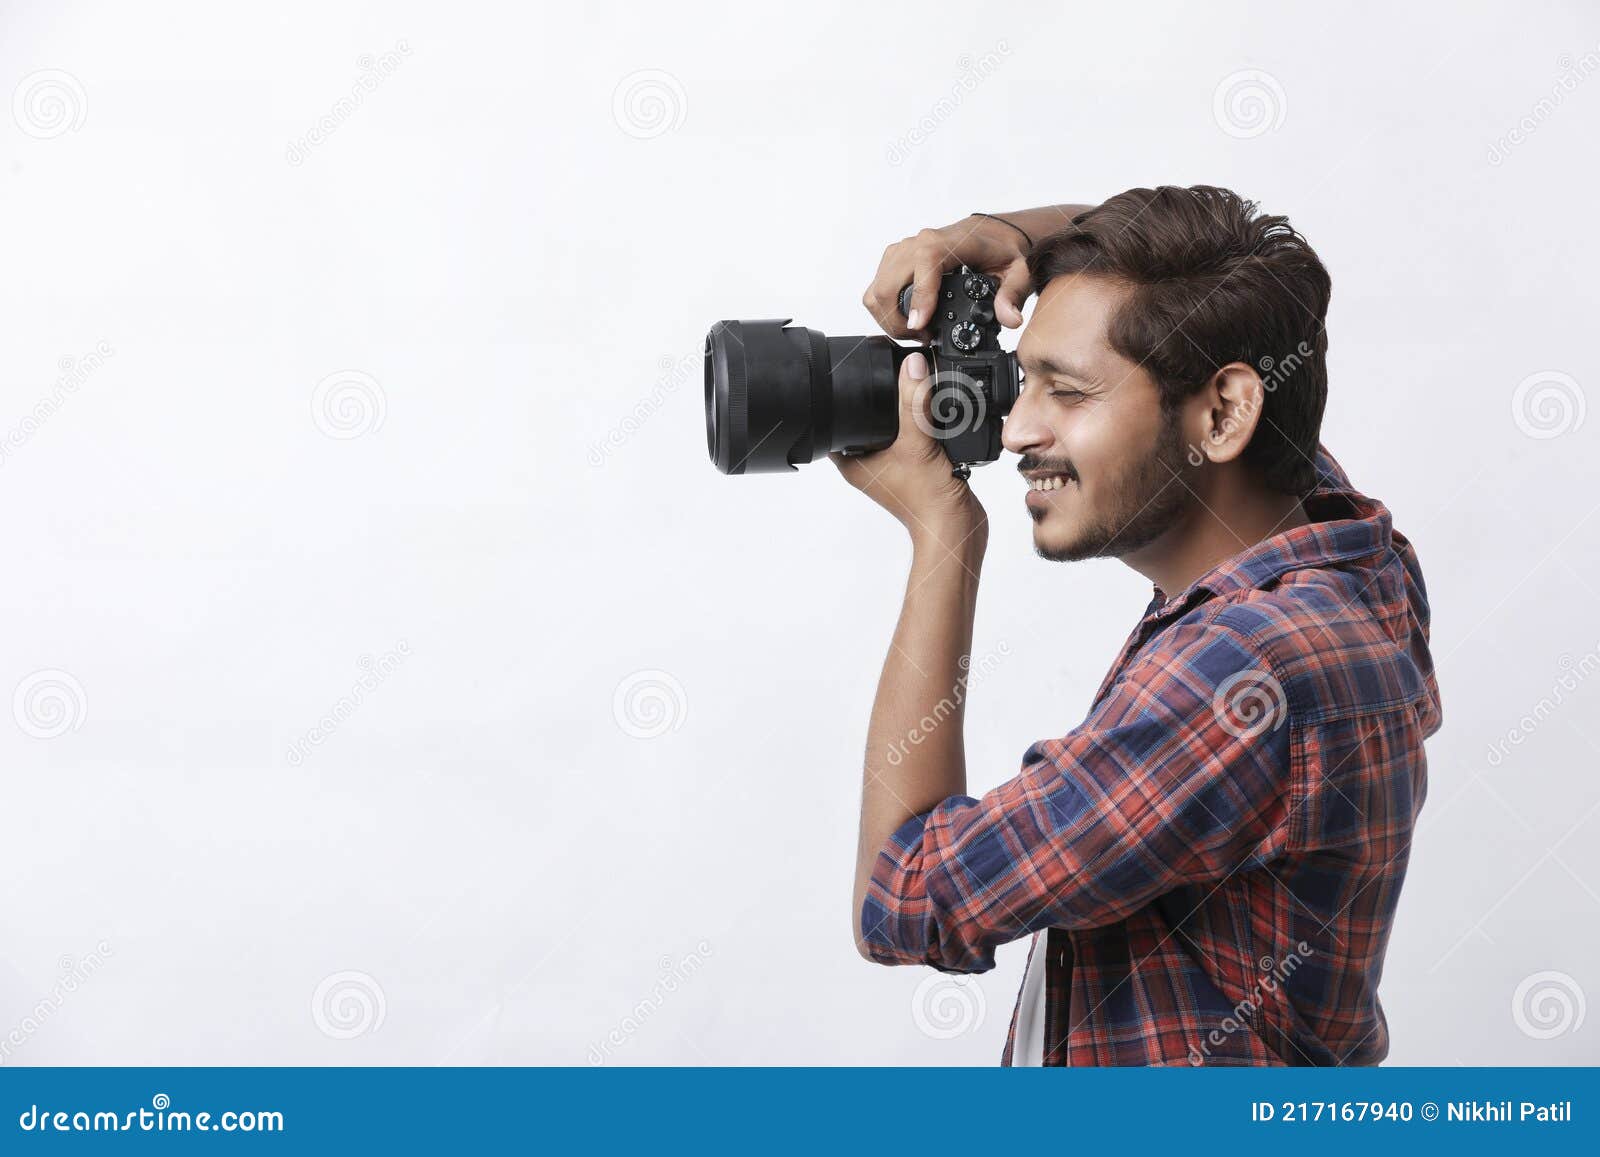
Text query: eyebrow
1017 352 1100 384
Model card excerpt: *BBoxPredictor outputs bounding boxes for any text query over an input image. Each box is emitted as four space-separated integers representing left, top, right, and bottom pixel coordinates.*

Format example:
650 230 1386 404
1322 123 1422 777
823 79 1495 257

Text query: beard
1029 407 1195 563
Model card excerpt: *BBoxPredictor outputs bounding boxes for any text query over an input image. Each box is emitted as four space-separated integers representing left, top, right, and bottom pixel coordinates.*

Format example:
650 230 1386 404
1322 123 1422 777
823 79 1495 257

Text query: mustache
1017 455 1077 480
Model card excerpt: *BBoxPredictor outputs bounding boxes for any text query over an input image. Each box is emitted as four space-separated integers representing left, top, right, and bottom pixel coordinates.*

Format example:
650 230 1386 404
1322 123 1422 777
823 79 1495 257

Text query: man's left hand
830 351 989 550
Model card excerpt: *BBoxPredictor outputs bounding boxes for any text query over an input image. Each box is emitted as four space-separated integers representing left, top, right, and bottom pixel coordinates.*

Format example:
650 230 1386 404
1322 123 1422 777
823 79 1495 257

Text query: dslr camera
704 268 1020 479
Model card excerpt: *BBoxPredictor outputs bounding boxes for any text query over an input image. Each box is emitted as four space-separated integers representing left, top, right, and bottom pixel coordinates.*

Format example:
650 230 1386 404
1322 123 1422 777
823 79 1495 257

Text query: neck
1123 469 1309 598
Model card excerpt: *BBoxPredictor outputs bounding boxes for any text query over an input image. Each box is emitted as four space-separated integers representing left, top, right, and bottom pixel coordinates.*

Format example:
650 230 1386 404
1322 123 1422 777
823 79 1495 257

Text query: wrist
970 211 1033 252
959 214 1029 263
910 508 988 560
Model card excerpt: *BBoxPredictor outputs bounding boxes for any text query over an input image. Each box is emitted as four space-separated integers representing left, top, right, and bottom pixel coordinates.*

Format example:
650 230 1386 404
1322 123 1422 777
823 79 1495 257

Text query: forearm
852 524 986 954
991 203 1094 245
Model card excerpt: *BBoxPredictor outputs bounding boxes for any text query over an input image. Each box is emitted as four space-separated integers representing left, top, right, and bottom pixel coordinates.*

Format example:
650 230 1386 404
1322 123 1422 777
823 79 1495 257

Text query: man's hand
860 206 1092 338
829 351 987 549
862 215 1032 338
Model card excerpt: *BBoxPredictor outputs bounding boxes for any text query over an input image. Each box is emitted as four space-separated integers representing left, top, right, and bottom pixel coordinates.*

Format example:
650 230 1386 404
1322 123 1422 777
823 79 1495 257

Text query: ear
1186 361 1264 466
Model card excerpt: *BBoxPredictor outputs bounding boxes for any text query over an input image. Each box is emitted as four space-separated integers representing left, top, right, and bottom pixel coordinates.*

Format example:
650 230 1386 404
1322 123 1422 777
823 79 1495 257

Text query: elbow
862 891 1001 974
856 932 913 968
855 893 907 965
854 898 887 964
857 893 939 968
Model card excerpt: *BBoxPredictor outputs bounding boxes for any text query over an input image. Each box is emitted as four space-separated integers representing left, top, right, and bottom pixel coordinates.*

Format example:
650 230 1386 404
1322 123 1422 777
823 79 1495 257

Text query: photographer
841 188 1441 1066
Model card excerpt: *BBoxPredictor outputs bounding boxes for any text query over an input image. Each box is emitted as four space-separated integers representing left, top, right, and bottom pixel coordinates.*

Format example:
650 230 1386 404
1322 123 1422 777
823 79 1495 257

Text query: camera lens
704 320 912 474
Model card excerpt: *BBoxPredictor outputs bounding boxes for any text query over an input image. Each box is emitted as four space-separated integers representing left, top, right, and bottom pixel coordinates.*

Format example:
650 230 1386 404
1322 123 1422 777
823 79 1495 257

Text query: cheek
1060 407 1117 481
1065 403 1165 493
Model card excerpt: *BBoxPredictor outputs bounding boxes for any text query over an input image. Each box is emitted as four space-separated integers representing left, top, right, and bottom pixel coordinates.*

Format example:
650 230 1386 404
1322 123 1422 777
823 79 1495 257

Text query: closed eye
1048 387 1090 402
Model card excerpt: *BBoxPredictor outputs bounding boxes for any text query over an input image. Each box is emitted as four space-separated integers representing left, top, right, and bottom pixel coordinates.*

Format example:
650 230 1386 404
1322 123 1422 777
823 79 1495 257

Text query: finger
864 241 914 337
862 288 903 336
994 256 1032 328
903 239 950 332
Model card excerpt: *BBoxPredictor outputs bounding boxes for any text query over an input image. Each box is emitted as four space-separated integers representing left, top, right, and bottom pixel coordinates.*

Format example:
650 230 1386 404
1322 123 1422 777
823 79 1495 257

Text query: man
837 187 1441 1066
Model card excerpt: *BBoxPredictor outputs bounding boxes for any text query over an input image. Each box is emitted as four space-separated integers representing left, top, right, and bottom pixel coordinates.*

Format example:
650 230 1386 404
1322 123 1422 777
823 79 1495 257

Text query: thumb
898 350 933 436
994 257 1032 328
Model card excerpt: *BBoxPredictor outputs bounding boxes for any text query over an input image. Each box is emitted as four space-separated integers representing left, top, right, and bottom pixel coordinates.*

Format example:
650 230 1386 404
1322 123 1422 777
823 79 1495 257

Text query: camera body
703 266 1019 476
894 267 1020 474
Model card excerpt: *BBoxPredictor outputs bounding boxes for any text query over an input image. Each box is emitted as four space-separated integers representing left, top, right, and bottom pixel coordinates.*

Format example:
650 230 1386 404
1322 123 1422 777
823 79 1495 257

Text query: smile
1026 474 1074 491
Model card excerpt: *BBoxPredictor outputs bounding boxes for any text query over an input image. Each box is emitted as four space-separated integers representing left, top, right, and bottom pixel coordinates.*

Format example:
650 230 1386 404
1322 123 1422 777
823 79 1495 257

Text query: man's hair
1026 185 1331 495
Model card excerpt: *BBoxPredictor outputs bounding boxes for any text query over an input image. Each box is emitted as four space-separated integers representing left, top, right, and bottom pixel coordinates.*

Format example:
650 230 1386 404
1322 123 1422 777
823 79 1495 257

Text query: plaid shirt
859 447 1441 1065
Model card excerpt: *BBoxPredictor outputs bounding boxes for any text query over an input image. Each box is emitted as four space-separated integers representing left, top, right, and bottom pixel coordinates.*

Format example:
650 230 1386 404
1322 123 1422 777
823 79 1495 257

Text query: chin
1031 524 1097 563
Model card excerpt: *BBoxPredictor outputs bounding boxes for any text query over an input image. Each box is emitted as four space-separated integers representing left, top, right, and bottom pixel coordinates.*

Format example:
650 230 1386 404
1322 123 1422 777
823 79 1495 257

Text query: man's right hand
862 214 1034 339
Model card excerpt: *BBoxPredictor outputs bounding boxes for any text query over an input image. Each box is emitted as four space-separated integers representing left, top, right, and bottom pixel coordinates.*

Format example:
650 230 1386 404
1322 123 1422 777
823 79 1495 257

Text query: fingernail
906 309 923 330
906 352 928 380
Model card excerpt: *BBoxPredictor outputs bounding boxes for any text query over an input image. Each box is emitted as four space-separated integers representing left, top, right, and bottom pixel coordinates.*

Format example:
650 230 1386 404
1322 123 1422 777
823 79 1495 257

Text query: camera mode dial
950 321 982 352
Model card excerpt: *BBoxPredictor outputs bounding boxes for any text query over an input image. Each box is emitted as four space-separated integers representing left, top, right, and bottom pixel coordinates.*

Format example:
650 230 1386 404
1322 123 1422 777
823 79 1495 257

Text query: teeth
1029 475 1071 491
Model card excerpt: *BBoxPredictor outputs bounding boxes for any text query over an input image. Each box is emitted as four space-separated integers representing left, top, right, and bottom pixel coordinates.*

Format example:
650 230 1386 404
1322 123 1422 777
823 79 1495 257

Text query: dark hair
1026 185 1331 495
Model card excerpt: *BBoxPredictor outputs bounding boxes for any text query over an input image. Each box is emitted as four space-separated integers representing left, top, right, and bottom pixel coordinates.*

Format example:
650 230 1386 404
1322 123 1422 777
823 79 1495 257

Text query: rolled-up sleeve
859 619 1295 972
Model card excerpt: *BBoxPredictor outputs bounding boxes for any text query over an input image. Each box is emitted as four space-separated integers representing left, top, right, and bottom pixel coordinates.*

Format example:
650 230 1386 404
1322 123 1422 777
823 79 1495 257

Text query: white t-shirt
1012 930 1049 1066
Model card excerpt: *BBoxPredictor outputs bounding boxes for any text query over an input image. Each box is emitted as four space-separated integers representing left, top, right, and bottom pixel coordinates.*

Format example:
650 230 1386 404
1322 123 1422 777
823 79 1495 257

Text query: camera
703 267 1020 478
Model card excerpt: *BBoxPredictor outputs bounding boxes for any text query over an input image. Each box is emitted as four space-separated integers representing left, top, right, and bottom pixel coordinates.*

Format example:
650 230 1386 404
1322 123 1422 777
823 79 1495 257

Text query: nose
1002 378 1051 458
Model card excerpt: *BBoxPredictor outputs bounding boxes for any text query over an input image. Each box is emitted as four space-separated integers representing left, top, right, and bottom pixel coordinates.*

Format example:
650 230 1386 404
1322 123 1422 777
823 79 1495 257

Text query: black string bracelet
971 212 1033 249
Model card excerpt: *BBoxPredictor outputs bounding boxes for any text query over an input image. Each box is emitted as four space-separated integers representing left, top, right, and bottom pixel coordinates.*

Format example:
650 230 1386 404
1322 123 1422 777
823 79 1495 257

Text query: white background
1 0 1597 1066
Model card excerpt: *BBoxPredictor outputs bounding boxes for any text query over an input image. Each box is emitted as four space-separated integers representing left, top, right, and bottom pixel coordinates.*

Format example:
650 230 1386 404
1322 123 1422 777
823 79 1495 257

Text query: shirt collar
1142 485 1394 624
